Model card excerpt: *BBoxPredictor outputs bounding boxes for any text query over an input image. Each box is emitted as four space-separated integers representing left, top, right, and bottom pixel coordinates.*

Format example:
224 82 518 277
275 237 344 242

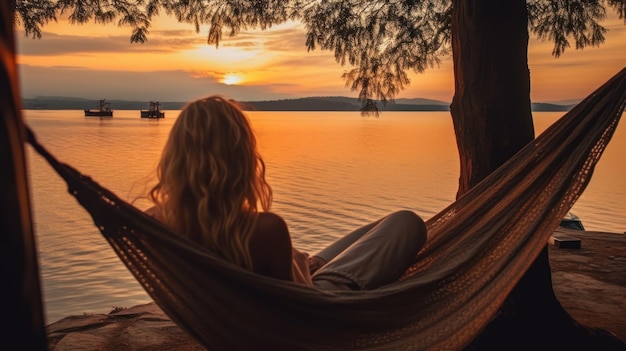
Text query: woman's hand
291 248 313 286
308 256 327 274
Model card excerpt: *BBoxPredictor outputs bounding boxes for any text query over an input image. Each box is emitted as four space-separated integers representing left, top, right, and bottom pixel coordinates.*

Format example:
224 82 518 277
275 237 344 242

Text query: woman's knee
387 210 423 228
387 210 427 247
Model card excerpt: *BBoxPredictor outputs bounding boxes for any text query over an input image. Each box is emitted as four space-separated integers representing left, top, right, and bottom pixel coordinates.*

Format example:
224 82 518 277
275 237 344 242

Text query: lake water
23 109 626 325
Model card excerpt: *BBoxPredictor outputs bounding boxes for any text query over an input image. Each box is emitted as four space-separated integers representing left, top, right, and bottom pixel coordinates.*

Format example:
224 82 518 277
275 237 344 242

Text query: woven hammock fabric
27 67 625 350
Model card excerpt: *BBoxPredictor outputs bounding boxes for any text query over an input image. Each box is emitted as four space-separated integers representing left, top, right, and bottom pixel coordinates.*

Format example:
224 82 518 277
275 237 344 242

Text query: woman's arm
249 212 313 286
249 212 294 282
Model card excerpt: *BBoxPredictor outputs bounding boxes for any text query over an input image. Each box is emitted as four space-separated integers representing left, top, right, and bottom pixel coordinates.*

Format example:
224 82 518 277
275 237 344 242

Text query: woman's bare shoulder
254 212 291 243
257 212 287 228
249 212 292 279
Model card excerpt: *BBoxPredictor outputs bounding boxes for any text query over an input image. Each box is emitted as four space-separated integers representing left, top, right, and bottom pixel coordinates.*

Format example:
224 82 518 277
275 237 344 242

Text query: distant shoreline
21 96 575 112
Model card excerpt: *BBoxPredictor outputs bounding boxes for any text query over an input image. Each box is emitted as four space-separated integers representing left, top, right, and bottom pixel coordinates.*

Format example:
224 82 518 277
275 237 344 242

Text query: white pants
312 210 427 290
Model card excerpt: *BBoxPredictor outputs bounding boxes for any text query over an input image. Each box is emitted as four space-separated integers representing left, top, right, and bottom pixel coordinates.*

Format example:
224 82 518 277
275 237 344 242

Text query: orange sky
15 11 626 103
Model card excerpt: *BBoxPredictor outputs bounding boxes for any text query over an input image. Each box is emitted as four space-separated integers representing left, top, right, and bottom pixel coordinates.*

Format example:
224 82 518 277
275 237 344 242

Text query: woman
147 95 427 289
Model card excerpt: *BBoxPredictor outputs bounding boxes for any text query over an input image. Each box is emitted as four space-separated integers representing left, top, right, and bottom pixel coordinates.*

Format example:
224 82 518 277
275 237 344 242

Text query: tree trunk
450 0 533 196
451 1 625 350
1 0 47 349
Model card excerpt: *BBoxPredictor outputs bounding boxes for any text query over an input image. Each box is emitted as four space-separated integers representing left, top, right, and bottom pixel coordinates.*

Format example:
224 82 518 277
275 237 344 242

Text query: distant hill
22 96 185 110
21 96 573 112
238 96 451 111
531 102 576 112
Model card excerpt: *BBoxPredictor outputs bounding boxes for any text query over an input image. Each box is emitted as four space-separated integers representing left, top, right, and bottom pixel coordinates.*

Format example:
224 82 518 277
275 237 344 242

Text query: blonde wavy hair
149 96 272 270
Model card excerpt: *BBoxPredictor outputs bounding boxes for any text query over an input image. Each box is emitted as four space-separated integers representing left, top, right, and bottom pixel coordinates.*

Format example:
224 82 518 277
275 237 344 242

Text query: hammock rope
27 67 625 350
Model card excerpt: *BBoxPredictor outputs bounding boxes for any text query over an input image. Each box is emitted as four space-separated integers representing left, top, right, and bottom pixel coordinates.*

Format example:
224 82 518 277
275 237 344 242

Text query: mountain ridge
21 95 576 112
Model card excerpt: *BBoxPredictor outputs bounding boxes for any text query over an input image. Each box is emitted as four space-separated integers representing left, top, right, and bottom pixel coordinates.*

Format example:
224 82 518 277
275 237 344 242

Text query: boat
84 99 113 117
559 211 585 230
140 101 165 118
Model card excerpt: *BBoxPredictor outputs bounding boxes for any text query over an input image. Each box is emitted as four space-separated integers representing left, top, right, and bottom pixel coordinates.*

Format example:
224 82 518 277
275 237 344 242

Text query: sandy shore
46 228 625 350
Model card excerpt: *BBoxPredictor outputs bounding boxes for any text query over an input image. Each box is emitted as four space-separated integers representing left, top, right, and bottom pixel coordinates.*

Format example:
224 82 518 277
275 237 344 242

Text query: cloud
16 29 201 56
255 25 310 52
18 64 297 101
213 21 309 53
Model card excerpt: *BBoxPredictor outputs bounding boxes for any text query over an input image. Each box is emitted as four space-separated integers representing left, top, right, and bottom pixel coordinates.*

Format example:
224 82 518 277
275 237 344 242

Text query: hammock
27 67 625 350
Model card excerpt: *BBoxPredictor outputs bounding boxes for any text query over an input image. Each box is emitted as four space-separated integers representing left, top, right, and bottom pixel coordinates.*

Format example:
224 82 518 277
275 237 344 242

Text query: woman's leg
312 210 427 290
311 218 385 264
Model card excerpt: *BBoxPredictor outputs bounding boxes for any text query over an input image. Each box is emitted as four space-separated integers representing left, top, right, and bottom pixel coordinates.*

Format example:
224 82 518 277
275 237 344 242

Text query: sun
222 74 244 85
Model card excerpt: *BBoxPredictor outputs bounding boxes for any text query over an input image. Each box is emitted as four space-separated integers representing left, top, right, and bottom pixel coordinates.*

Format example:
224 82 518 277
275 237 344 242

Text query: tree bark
1 0 47 349
451 1 625 350
450 0 534 196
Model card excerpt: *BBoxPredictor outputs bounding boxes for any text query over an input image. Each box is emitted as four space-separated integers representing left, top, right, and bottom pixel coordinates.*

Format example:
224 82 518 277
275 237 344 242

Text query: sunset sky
15 11 626 104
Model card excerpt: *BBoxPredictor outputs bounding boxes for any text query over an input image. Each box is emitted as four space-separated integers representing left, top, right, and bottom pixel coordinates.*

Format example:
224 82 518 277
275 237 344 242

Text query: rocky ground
548 228 626 342
46 228 626 350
